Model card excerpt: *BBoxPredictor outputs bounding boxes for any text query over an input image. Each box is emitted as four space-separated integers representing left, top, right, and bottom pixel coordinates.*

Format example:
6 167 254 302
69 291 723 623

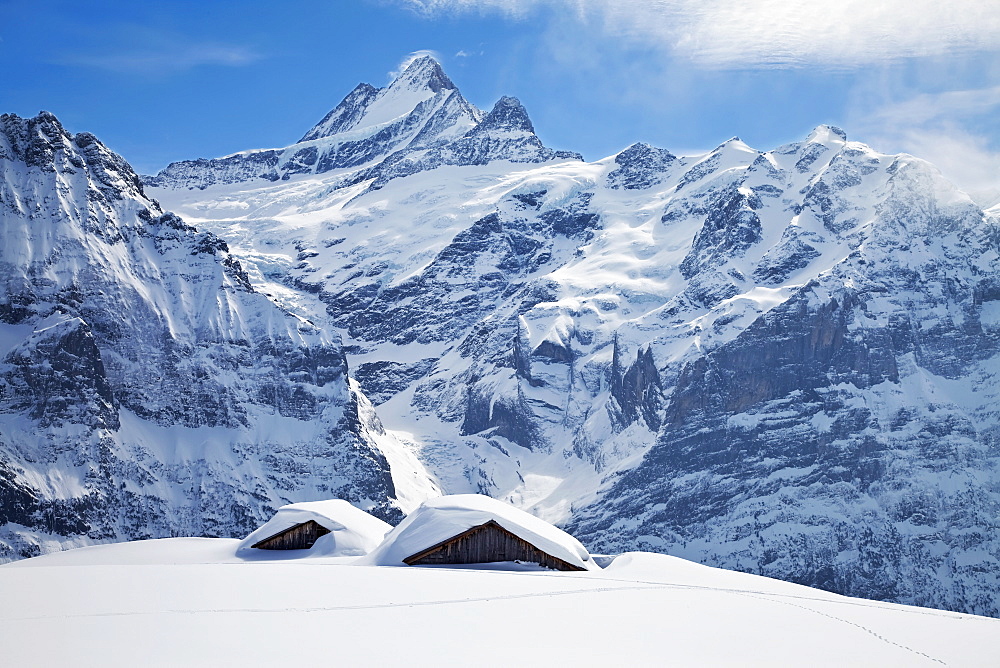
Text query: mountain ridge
4 57 999 618
144 56 579 192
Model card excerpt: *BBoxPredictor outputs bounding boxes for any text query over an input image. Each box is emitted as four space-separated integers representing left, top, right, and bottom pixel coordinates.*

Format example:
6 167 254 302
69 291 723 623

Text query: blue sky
3 0 999 203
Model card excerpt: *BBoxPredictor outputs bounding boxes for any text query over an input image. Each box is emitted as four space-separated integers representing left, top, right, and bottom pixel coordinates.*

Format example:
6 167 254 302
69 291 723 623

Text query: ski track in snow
4 570 976 623
1 573 966 665
733 591 947 665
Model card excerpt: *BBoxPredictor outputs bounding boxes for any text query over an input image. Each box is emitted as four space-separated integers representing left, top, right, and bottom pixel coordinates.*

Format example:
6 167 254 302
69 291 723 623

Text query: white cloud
851 86 1000 207
397 0 1000 69
56 23 262 75
857 86 1000 128
67 43 260 73
898 129 1000 209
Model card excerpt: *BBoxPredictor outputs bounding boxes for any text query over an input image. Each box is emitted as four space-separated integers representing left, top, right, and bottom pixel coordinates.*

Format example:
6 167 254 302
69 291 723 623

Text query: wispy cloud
850 86 1000 207
66 44 260 74
397 0 1000 69
55 25 262 75
895 128 1000 209
856 86 1000 128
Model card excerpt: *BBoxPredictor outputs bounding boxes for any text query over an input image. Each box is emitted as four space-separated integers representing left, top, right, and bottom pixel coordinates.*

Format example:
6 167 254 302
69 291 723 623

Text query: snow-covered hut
362 494 598 571
239 500 391 557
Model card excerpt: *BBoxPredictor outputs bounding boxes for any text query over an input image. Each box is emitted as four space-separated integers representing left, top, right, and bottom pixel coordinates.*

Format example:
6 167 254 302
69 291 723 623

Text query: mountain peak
472 96 535 135
298 57 458 144
298 83 381 142
2 110 69 139
608 142 676 190
390 55 455 94
34 110 64 127
806 124 848 144
1 111 72 168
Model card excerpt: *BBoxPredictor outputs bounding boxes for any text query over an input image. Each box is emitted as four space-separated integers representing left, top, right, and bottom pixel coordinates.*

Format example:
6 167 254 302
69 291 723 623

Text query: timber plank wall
251 520 331 550
403 520 584 571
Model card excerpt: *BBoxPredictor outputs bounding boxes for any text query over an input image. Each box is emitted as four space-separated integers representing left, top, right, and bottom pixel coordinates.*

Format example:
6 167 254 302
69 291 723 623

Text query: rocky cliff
0 111 427 560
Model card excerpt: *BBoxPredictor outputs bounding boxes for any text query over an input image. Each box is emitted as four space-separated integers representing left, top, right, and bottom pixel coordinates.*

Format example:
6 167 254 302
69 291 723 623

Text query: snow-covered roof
238 500 391 557
361 494 598 570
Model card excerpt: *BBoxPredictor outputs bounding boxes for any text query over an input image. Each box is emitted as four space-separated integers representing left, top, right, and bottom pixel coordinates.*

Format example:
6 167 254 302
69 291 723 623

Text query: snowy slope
2 539 998 667
0 111 440 561
146 57 1000 618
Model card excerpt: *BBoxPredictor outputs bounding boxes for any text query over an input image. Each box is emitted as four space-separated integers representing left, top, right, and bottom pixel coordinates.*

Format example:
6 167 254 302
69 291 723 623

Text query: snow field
1 540 997 667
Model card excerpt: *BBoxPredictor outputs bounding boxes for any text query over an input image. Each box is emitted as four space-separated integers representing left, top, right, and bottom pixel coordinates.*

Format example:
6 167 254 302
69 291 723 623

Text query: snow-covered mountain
0 110 442 561
3 54 998 619
143 58 1000 618
145 56 580 192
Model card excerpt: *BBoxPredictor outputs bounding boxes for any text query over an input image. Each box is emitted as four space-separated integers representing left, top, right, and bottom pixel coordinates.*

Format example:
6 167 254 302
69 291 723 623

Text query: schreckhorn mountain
3 56 998 618
145 56 580 192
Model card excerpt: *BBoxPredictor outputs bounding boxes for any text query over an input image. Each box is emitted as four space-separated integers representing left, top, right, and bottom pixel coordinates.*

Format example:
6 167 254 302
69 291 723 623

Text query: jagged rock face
567 150 1000 618
359 96 582 191
141 61 1000 619
607 143 676 190
610 343 663 431
0 112 408 561
3 316 119 430
679 185 763 281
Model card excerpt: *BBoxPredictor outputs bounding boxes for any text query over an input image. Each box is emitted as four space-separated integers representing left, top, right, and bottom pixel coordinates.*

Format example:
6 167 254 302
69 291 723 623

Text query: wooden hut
362 494 598 571
402 519 585 571
238 500 392 557
250 519 331 550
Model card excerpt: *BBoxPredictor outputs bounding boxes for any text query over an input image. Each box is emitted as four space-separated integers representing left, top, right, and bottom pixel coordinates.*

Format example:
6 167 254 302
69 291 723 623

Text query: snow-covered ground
2 538 997 667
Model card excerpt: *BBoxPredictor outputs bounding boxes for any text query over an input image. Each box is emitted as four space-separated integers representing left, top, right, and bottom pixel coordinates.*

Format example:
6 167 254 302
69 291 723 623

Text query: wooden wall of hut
251 520 331 550
403 520 584 571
